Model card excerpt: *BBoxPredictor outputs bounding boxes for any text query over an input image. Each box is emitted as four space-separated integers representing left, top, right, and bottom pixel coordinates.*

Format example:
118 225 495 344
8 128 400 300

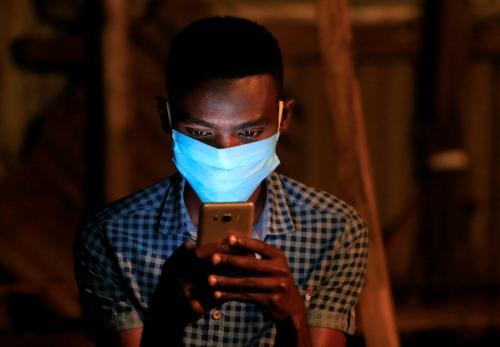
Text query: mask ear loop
278 100 284 132
165 100 173 129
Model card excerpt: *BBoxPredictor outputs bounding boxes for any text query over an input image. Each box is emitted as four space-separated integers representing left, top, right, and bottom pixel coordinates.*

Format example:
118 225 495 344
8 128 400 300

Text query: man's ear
155 96 172 133
279 98 295 132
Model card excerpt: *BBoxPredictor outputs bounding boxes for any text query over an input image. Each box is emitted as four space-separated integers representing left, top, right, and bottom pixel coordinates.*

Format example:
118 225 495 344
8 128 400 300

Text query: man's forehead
178 75 279 99
174 75 279 112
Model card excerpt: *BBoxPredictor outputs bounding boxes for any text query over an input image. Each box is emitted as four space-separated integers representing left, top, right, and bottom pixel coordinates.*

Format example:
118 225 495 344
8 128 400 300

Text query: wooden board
316 1 400 346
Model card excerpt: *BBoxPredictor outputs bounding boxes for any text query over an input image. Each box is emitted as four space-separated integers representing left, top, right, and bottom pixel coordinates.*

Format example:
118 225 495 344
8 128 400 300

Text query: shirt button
211 309 222 320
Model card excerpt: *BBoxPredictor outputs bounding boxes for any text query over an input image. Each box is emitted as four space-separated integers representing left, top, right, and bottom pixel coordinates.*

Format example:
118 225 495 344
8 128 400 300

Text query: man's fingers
226 234 283 259
208 274 287 291
212 253 288 275
183 239 196 250
213 291 280 308
189 299 206 318
195 241 231 259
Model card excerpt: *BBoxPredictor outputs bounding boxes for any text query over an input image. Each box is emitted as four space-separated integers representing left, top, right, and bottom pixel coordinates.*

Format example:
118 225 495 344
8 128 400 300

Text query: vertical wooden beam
102 0 134 202
83 0 105 217
489 66 500 285
416 0 472 294
316 1 400 347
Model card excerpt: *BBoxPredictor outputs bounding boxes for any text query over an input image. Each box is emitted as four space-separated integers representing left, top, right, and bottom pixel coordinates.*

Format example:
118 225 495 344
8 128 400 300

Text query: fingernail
212 254 221 265
208 275 217 286
214 291 222 299
228 234 237 245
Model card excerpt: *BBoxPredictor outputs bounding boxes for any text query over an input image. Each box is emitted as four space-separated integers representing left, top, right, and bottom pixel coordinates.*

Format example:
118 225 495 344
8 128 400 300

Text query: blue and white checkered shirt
74 172 368 346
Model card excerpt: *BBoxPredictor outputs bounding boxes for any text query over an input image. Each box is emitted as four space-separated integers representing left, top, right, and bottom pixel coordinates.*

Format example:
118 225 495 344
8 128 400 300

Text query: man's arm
139 240 231 347
95 328 143 347
309 328 346 347
74 224 146 347
94 321 346 347
79 238 230 347
208 229 365 347
274 318 346 347
95 326 345 347
208 234 314 346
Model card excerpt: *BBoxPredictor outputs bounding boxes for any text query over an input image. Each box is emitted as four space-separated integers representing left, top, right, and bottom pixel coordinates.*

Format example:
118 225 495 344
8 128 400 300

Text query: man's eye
238 129 261 138
187 128 211 138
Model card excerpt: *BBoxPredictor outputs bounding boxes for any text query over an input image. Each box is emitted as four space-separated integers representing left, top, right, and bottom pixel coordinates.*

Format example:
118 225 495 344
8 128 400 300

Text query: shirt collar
158 173 191 235
265 172 296 236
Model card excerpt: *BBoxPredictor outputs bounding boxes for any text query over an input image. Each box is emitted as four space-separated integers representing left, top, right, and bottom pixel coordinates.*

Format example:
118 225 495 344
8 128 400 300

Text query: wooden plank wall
359 29 500 294
0 0 66 179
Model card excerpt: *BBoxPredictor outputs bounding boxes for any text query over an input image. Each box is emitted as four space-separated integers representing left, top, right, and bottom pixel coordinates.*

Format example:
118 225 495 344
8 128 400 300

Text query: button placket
209 306 224 346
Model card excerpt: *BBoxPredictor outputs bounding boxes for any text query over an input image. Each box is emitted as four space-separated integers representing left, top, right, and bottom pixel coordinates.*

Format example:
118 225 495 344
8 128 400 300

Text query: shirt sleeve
306 211 369 335
74 223 144 339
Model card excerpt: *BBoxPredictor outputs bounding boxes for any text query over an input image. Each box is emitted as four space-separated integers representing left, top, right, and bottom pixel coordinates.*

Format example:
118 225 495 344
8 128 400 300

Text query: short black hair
166 16 283 101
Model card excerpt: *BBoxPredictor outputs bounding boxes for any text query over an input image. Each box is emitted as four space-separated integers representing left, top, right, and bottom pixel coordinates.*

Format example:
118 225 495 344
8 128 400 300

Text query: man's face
170 74 290 149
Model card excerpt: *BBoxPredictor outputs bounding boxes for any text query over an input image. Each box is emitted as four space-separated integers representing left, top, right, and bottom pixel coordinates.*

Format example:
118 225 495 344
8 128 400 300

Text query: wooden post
416 0 472 295
102 0 134 202
82 0 105 217
316 1 400 347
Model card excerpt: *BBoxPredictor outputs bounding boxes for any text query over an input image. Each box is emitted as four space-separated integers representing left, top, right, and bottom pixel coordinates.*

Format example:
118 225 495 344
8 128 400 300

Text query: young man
75 17 368 347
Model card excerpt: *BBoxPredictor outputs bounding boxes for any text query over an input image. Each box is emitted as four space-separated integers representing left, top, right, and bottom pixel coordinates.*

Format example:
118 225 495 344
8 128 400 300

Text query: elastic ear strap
278 100 284 131
166 100 172 128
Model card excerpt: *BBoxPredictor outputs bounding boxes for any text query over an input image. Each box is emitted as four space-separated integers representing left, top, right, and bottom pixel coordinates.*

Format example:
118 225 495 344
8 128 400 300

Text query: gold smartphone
197 202 254 246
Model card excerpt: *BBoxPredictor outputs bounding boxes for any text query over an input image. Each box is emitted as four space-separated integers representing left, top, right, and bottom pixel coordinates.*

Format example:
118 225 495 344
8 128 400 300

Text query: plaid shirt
74 172 368 346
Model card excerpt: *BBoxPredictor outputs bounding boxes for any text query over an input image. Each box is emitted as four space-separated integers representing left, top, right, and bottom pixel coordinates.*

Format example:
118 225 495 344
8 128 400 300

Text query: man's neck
184 181 267 226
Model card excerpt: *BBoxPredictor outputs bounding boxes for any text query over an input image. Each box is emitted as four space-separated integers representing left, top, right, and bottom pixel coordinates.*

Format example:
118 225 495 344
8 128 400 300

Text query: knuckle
215 276 224 286
278 280 288 291
183 286 191 299
218 243 231 252
219 254 231 265
194 249 203 259
257 243 266 254
274 265 288 276
242 278 255 288
271 293 282 304
279 253 288 262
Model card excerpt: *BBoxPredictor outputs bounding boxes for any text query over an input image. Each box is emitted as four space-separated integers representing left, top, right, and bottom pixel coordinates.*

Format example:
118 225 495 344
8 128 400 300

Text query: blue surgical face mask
168 101 284 202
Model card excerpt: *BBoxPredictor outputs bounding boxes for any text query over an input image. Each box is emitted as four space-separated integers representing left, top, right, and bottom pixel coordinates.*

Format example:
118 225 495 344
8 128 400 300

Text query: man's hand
207 234 307 330
141 239 230 347
157 239 231 319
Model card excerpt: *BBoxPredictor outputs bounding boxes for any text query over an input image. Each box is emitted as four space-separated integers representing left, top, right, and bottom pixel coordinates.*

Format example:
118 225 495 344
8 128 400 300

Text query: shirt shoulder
78 176 175 240
275 175 367 335
277 174 364 224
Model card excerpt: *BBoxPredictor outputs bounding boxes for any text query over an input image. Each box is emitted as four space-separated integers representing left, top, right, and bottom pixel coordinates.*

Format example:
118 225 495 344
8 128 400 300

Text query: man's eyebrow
178 115 273 129
236 116 272 129
179 118 216 128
